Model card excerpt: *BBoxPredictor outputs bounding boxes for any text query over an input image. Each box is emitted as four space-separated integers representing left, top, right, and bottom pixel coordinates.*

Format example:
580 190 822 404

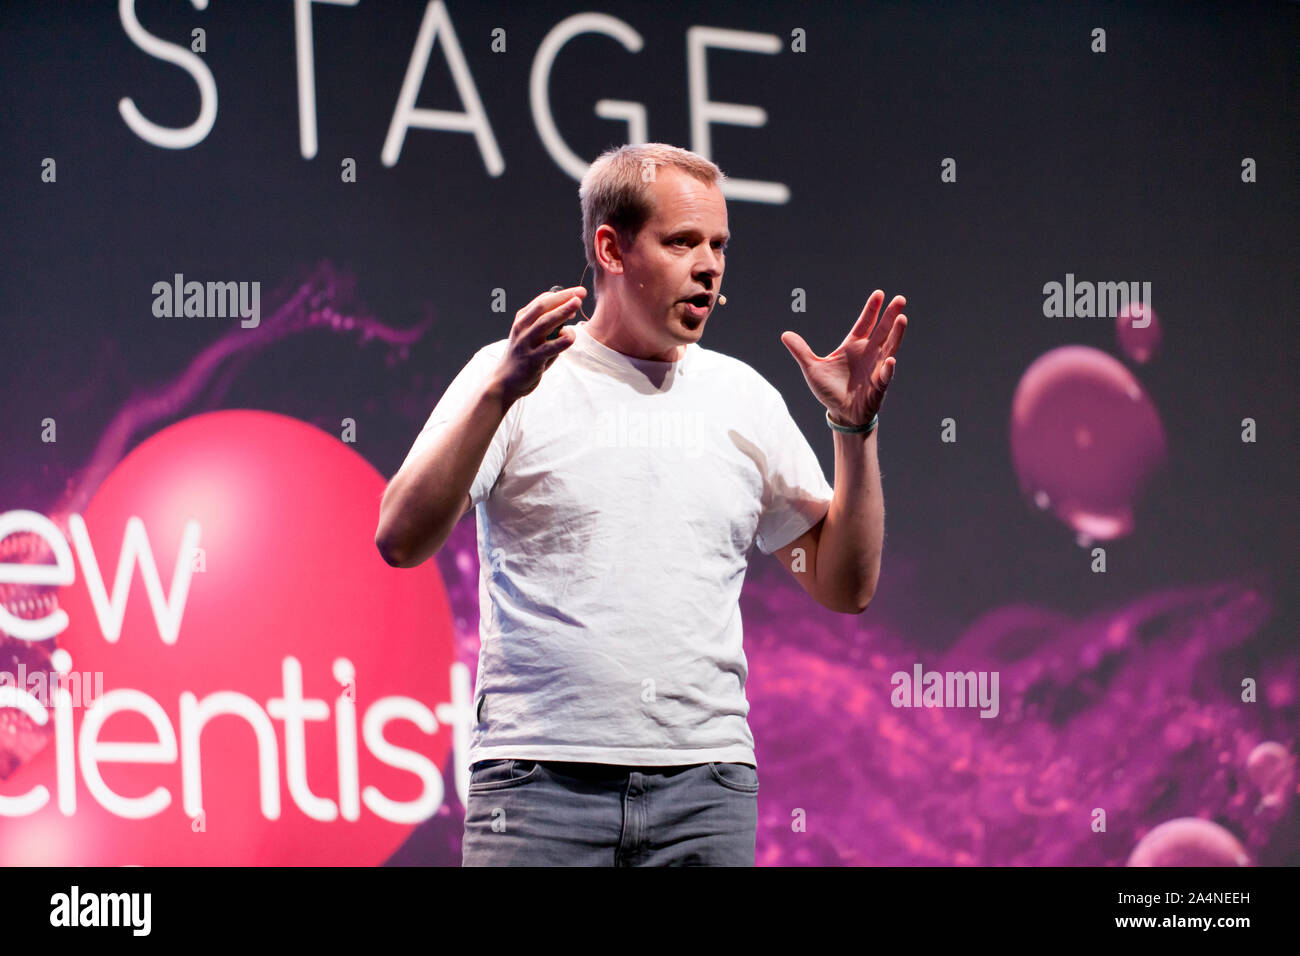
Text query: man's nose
695 248 723 278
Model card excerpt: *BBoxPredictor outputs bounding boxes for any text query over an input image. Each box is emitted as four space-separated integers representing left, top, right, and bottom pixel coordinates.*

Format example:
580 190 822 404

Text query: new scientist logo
0 410 468 866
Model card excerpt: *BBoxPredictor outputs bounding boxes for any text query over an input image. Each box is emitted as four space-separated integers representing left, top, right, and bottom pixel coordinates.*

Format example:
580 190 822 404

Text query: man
374 143 907 866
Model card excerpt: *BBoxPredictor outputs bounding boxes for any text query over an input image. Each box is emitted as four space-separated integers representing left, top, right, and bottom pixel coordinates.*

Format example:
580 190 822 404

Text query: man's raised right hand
494 285 585 402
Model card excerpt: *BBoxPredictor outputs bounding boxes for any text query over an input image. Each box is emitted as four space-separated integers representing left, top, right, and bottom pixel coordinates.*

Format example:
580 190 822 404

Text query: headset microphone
717 294 727 305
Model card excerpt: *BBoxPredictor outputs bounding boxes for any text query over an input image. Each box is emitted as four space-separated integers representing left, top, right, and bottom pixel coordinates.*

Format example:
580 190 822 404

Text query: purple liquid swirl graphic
431 519 1296 866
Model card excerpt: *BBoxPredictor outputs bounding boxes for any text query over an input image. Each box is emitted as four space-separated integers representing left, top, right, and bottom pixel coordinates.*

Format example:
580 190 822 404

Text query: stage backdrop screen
0 0 1296 866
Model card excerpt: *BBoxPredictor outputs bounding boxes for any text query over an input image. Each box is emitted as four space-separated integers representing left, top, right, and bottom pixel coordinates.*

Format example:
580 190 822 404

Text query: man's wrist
826 409 879 434
483 371 519 411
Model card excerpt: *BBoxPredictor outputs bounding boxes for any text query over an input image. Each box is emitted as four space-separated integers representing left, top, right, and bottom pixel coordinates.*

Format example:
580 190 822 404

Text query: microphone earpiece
717 294 727 306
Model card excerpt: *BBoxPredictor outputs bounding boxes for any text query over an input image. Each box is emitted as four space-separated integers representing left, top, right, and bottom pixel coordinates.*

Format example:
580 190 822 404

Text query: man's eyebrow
667 227 730 243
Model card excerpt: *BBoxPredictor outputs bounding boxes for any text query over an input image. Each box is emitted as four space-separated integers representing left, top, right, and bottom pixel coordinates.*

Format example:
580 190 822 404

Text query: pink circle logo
0 410 458 865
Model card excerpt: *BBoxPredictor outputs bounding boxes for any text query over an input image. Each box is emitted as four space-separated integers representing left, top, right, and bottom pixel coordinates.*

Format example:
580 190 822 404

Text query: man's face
612 167 729 350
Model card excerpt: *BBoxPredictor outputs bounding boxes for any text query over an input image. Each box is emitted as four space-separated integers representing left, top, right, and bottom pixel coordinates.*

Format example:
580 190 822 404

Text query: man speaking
375 143 907 866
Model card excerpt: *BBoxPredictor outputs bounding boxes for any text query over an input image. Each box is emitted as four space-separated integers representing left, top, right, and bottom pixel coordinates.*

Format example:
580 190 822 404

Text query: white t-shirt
401 319 833 767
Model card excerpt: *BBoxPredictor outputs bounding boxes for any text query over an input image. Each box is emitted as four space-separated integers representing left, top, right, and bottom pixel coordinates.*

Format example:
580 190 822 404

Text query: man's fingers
848 290 884 340
526 295 583 347
851 292 906 348
882 314 907 357
518 286 586 336
539 339 570 371
880 356 896 387
537 326 576 358
866 295 906 350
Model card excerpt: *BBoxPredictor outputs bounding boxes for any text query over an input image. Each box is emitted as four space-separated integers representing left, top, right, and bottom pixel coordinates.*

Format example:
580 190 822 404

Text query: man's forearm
375 376 512 568
815 425 885 613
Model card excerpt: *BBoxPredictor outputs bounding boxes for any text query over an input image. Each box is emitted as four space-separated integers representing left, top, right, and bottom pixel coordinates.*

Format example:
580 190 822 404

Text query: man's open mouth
681 295 711 320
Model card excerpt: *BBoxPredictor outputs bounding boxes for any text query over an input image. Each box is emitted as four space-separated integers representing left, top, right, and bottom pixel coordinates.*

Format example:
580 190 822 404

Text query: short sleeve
754 387 835 554
397 340 513 508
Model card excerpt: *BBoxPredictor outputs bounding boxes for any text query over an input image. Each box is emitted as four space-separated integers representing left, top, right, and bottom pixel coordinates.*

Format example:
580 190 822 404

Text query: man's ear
594 224 625 278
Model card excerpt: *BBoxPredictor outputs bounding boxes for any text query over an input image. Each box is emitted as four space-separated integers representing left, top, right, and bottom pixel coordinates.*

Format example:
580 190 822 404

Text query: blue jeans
461 760 759 866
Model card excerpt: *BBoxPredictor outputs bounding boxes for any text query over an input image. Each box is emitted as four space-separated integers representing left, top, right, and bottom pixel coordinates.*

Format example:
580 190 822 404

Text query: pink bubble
1246 742 1296 808
1010 347 1167 542
1117 303 1162 363
1127 817 1251 866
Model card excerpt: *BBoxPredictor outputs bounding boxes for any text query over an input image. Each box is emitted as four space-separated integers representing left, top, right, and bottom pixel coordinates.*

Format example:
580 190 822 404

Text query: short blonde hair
579 143 727 290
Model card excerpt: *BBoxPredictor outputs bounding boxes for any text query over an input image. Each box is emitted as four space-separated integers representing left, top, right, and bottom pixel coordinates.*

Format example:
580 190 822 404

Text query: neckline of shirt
572 320 698 376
